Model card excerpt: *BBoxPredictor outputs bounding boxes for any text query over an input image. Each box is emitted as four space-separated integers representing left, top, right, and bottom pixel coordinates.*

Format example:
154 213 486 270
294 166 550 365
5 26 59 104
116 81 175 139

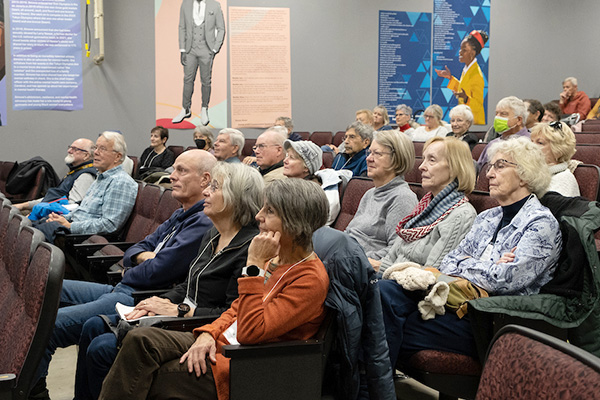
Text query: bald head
255 127 287 169
169 149 217 210
66 138 95 166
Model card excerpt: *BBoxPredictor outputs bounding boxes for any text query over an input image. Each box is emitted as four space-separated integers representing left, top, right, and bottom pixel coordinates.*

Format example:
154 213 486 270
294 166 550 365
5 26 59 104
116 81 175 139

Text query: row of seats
0 198 65 399
0 161 48 203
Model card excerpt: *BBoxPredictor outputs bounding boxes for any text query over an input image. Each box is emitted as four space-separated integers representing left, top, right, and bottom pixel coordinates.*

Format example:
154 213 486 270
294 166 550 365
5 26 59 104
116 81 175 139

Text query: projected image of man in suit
172 0 225 126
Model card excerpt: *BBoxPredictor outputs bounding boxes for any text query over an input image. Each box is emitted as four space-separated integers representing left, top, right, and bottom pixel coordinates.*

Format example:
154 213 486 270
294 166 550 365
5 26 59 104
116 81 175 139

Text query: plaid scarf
396 180 468 242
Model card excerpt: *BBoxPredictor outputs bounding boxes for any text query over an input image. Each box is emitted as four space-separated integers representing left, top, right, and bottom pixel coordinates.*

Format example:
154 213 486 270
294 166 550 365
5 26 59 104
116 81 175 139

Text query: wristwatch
241 265 265 277
177 303 191 318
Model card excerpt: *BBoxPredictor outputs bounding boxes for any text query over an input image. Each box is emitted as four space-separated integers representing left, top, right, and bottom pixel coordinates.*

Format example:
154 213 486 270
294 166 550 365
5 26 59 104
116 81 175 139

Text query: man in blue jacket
331 121 373 177
31 150 217 398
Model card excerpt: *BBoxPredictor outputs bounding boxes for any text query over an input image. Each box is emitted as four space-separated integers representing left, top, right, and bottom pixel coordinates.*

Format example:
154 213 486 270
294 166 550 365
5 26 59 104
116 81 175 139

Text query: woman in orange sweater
98 178 330 400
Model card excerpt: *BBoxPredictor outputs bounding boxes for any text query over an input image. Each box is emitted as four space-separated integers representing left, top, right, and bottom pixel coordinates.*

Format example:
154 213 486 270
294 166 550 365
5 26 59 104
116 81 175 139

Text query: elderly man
559 77 591 121
30 150 217 399
14 138 96 212
275 116 302 141
254 125 287 183
523 99 545 130
331 121 373 177
34 131 138 244
213 128 244 163
476 96 530 171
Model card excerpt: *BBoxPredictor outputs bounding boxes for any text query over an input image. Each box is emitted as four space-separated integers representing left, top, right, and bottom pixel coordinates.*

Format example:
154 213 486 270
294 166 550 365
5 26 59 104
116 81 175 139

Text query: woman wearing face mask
446 105 479 151
138 126 176 179
435 30 488 125
476 96 530 172
193 126 214 153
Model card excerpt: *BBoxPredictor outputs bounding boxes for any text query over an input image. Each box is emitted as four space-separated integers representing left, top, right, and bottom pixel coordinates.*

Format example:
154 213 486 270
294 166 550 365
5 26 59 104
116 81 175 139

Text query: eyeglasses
485 159 518 174
252 144 280 151
91 145 118 154
208 179 220 192
67 145 89 153
366 148 392 158
424 114 436 119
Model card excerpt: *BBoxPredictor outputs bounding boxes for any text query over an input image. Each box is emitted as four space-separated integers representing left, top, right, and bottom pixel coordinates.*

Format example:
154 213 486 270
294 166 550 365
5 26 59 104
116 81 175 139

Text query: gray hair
264 178 329 250
219 128 245 157
372 130 414 176
496 96 527 123
194 126 214 148
99 131 127 162
395 104 413 116
211 162 264 227
449 104 474 124
346 121 374 143
263 126 288 146
275 116 294 132
488 136 551 197
563 77 578 86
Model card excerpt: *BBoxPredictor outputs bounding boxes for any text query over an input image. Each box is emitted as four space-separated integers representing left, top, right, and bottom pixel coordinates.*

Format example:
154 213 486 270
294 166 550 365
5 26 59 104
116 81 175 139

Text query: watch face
246 265 260 276
178 303 191 315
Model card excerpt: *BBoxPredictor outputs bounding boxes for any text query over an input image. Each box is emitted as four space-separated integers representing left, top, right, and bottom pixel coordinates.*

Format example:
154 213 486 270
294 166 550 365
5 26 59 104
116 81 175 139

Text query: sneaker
172 108 191 124
201 107 210 126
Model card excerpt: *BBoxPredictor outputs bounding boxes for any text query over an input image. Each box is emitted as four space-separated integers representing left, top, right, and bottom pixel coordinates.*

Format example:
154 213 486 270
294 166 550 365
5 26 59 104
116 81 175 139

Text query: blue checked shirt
67 164 137 235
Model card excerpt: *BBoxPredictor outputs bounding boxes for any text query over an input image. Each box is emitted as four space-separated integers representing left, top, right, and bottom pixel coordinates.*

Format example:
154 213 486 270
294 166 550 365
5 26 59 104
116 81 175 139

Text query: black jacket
5 156 59 196
313 227 395 400
162 224 259 317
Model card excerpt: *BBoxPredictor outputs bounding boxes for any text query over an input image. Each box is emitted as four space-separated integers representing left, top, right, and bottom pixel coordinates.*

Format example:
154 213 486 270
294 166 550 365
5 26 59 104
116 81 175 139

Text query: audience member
476 96 529 171
74 162 264 400
395 104 415 135
275 116 302 141
410 104 449 142
373 104 393 131
254 125 287 183
283 140 340 225
435 30 488 125
138 126 175 179
213 128 244 163
523 99 545 129
446 104 478 150
346 130 417 260
531 121 580 197
14 138 96 212
33 131 138 244
542 101 561 123
331 121 373 176
31 150 218 399
380 136 561 368
356 109 374 126
97 178 330 400
193 126 214 152
373 136 476 272
559 77 591 120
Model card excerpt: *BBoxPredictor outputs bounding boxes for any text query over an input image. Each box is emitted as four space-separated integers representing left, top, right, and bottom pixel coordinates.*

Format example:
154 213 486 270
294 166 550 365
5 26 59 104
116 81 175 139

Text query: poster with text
378 11 432 123
0 0 6 125
155 0 228 130
432 0 490 124
10 0 82 111
229 7 291 129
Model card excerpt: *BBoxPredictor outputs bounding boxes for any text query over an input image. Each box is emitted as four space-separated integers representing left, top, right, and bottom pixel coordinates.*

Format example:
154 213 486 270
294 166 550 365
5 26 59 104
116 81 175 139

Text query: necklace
262 251 314 302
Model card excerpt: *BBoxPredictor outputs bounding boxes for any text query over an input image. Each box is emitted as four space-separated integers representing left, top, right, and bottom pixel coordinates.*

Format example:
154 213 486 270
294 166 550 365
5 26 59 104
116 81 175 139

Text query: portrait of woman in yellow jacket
435 30 489 125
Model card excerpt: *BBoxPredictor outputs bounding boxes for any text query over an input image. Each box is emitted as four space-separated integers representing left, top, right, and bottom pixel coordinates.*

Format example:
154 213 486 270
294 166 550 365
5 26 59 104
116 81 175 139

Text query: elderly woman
356 108 374 126
446 104 479 150
373 104 393 131
542 101 561 123
435 30 489 125
98 178 330 400
75 163 264 400
193 126 214 152
531 121 580 197
138 126 175 179
372 136 476 272
346 130 418 261
380 136 562 367
395 104 415 135
410 104 450 142
283 140 341 226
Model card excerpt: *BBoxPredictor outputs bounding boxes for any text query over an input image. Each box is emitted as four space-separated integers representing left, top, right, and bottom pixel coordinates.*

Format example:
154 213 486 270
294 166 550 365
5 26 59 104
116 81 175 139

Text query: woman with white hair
380 136 562 367
531 121 580 197
446 104 479 150
395 104 415 135
410 104 450 142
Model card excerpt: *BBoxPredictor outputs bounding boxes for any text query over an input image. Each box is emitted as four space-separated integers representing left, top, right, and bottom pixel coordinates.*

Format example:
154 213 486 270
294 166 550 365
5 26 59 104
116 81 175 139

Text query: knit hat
283 140 323 175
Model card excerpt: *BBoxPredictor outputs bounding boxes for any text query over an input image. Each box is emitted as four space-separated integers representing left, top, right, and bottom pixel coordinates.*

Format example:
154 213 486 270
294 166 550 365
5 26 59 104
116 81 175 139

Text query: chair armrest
132 289 170 304
223 339 322 359
87 254 123 267
157 315 218 332
0 373 16 390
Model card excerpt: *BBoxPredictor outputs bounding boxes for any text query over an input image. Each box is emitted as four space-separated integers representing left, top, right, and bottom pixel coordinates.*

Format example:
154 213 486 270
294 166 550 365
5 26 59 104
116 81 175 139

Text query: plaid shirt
67 164 137 235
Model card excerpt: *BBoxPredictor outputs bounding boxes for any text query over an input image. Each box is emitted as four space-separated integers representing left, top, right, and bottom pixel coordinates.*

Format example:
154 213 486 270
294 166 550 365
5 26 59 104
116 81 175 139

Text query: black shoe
28 378 50 400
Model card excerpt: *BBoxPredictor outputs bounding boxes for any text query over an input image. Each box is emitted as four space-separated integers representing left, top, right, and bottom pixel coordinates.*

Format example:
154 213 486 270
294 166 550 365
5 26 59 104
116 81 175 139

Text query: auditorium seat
575 132 600 144
404 157 423 184
573 144 600 167
467 190 499 214
413 141 424 157
333 177 374 231
241 138 256 158
322 151 333 169
293 131 310 141
167 145 185 159
471 143 487 161
573 164 600 201
333 131 345 146
310 131 333 146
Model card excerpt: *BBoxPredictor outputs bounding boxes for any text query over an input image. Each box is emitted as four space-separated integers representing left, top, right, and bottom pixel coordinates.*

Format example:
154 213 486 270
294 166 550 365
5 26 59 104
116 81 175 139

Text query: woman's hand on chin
247 231 281 267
